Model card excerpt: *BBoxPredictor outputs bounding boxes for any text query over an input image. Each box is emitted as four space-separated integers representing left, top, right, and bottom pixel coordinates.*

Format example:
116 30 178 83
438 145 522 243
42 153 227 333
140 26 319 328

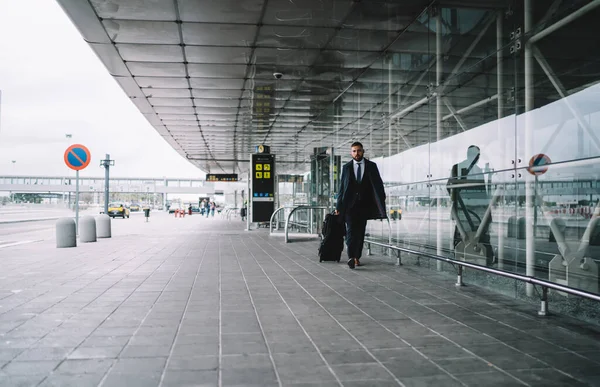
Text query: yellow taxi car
389 207 402 220
108 202 130 218
130 203 141 212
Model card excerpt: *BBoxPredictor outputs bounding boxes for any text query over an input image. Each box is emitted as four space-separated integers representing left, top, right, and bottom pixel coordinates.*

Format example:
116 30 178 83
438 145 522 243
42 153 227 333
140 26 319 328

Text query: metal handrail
269 206 295 234
365 218 392 257
285 205 330 243
225 207 239 221
363 237 600 311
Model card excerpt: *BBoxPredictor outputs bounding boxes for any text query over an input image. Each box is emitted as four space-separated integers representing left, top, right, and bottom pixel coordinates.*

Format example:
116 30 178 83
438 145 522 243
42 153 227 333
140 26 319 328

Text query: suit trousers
345 211 368 259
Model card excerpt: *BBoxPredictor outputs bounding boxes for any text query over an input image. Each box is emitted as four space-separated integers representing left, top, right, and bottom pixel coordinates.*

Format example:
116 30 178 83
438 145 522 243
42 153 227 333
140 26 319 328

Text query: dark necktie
356 163 361 183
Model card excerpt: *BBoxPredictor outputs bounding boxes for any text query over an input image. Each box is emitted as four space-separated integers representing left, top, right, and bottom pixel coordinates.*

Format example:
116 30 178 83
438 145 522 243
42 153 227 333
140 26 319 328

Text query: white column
497 12 505 270
436 9 443 270
524 0 536 295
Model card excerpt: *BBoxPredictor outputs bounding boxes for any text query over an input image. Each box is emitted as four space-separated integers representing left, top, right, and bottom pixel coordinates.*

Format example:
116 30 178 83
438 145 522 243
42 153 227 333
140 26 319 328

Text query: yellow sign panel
263 164 270 171
256 164 262 171
264 172 271 179
256 172 263 179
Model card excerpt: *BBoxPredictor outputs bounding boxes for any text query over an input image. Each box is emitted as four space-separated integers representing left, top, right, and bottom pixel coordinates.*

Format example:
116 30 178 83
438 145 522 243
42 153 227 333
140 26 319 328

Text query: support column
525 0 536 296
246 171 251 231
436 9 443 271
100 154 114 215
497 12 505 270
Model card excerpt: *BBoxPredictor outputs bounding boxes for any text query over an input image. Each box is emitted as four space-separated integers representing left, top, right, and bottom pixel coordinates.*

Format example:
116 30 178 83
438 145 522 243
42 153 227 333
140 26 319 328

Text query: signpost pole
534 175 538 238
75 170 80 235
103 154 110 215
63 144 91 235
246 170 251 231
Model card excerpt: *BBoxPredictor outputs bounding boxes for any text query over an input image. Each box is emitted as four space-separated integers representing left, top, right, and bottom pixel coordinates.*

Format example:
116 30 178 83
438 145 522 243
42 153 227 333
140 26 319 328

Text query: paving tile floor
1 213 600 386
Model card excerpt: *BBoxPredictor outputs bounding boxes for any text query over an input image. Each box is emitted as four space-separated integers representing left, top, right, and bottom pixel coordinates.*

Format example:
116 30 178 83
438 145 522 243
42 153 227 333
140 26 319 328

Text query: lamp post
100 154 115 215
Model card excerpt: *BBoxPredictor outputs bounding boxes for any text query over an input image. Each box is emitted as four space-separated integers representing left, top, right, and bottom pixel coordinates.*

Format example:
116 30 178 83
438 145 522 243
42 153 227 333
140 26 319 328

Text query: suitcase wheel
319 259 323 262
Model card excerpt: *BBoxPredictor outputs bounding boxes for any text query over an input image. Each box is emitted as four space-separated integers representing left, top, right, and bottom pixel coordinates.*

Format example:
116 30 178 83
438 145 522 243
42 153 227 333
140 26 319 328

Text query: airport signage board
206 173 238 182
278 174 304 183
251 153 275 222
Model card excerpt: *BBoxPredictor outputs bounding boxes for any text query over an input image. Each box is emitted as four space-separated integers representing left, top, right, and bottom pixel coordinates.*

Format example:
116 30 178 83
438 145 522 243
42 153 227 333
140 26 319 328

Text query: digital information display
251 153 275 222
206 173 238 182
278 174 304 183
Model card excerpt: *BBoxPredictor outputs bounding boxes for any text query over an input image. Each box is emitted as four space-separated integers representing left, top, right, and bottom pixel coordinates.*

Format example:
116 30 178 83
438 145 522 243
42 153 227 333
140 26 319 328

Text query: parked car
108 202 130 218
130 203 141 212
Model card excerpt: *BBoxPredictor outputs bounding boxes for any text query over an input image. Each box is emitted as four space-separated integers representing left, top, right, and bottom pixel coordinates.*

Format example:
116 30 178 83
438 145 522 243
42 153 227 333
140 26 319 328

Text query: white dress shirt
353 159 364 182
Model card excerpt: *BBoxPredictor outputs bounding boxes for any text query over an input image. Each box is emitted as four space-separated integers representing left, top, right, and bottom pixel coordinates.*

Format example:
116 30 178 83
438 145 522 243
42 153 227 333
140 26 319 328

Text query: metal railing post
538 286 549 316
284 205 329 243
456 266 464 287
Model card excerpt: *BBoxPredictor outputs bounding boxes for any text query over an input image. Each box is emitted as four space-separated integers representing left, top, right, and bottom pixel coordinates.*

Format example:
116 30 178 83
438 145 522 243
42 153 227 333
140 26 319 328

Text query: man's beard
353 155 363 161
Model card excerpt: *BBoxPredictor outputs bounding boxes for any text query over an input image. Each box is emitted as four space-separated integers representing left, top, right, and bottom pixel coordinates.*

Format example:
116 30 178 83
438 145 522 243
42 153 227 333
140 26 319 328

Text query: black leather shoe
356 259 363 266
347 258 356 269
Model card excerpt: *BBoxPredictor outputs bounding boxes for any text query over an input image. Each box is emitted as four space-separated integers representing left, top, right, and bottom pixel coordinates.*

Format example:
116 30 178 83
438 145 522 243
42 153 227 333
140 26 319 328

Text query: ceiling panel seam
278 0 437 156
233 0 271 175
172 0 224 173
259 0 363 145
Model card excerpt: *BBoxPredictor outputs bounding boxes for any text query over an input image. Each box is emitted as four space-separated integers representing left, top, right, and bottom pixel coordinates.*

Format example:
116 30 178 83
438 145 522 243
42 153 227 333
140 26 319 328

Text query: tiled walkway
1 213 599 386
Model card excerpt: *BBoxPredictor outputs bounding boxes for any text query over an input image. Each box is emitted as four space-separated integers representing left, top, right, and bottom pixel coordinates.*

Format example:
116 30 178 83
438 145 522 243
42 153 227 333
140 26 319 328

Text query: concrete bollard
96 214 111 238
56 218 77 248
80 215 97 243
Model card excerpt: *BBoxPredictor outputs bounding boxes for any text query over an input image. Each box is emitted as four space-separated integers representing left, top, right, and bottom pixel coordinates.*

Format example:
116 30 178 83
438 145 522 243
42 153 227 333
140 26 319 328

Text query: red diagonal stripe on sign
69 150 85 165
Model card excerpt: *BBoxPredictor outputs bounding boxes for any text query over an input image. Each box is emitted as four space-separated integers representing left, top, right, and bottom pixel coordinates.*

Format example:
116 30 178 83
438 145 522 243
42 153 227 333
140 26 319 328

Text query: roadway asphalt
0 209 148 249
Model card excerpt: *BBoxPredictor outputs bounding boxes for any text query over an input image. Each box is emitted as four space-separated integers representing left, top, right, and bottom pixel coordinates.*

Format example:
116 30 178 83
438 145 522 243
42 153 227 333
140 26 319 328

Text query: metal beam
531 45 600 152
529 0 600 44
439 13 496 96
186 156 309 164
442 94 498 120
389 96 433 121
443 99 468 132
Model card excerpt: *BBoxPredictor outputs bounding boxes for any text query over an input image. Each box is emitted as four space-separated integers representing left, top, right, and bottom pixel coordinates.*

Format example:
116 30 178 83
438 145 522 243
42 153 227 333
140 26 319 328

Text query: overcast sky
0 0 204 179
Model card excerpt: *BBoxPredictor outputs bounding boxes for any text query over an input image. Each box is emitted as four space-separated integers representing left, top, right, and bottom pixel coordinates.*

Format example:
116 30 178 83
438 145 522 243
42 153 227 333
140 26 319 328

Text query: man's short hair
351 141 363 149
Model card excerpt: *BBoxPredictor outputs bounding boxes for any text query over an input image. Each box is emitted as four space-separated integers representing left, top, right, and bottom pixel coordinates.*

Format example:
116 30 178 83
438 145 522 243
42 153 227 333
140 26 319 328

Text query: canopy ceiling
57 0 517 175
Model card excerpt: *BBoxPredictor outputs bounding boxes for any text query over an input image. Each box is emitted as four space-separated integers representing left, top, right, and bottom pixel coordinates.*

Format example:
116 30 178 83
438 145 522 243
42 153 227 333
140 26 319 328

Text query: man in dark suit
335 142 387 269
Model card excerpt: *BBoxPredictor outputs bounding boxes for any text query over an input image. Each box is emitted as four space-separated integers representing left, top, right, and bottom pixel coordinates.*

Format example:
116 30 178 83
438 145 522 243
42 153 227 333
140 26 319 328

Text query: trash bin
144 208 150 222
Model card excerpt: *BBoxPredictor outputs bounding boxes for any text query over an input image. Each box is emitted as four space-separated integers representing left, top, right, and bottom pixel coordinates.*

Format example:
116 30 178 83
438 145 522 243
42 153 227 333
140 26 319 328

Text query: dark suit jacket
336 159 387 220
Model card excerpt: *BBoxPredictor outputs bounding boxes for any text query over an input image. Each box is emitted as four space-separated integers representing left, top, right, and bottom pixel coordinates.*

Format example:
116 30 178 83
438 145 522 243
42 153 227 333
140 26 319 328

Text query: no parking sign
64 144 91 171
527 154 551 176
63 144 91 234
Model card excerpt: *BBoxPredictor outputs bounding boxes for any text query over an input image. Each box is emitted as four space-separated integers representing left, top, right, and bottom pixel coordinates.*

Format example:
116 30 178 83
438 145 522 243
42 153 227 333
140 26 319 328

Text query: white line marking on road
0 240 43 249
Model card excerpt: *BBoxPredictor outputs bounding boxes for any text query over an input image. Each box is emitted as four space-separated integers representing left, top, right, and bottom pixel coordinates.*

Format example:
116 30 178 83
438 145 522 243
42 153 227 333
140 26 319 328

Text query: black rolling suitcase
318 213 345 262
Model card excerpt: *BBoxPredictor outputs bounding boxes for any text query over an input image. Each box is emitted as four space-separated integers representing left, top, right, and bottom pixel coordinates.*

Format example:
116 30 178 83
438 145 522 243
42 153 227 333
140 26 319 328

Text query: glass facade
336 2 600 304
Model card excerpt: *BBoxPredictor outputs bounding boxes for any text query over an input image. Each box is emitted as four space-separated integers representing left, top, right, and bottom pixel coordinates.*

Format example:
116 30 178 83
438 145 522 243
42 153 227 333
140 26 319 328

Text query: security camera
273 72 283 80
